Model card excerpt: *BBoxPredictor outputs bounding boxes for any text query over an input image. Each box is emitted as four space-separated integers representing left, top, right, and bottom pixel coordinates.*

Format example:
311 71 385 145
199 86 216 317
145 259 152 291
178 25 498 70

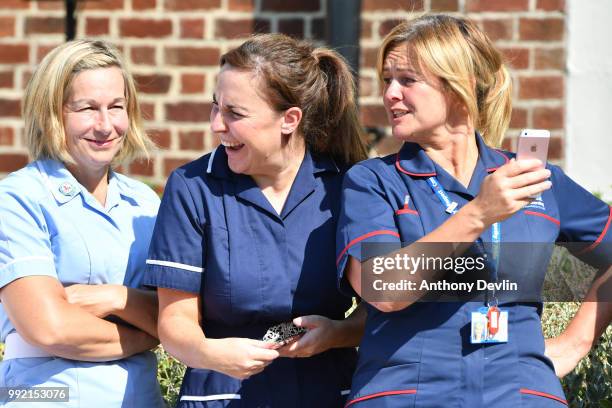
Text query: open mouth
391 110 411 118
84 137 120 147
221 140 245 152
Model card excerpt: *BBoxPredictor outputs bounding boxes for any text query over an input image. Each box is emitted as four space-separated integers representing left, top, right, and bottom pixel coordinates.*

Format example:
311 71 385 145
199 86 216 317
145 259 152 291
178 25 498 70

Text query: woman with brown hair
336 14 611 407
145 33 368 407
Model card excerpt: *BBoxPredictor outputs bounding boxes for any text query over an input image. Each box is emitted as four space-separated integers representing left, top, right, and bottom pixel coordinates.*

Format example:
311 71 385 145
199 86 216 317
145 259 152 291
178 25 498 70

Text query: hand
277 315 338 358
470 158 552 225
206 337 279 380
545 335 587 378
65 284 125 318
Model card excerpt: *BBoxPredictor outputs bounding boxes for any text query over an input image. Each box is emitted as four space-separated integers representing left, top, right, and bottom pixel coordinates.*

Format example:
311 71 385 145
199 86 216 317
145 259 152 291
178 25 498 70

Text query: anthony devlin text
372 279 518 293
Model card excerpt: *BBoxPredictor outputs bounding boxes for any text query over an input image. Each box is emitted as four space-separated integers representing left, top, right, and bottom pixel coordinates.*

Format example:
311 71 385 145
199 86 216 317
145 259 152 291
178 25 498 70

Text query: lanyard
425 177 501 304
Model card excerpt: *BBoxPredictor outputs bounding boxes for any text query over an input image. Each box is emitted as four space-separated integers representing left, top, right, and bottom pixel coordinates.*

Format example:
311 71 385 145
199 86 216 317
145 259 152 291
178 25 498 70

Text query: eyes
211 99 246 119
382 76 417 86
76 104 125 113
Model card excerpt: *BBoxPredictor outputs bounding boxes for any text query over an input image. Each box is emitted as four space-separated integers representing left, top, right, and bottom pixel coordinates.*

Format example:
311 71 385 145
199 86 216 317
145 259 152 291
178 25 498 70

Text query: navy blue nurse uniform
144 147 357 407
336 133 611 408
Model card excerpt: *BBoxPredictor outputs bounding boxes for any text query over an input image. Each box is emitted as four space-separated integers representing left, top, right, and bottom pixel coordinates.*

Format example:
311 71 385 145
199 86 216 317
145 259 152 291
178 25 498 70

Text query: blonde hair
221 33 368 165
23 39 153 166
378 14 512 147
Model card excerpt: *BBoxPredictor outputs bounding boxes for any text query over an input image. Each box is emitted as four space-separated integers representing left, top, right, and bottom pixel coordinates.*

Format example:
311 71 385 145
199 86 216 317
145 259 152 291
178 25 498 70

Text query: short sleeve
0 188 58 288
551 165 611 268
143 170 206 294
336 163 401 296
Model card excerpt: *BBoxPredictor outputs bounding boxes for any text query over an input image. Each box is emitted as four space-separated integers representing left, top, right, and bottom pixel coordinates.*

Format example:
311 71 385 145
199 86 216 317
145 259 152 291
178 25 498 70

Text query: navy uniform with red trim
144 146 357 407
336 133 611 408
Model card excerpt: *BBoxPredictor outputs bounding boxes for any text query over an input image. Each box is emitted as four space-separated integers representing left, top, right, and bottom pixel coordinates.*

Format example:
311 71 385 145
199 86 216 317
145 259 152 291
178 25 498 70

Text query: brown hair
378 14 512 147
23 39 153 166
221 33 368 165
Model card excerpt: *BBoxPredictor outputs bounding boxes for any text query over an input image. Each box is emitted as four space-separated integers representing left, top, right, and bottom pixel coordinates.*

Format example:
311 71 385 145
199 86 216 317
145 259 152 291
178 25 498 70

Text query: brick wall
0 0 566 189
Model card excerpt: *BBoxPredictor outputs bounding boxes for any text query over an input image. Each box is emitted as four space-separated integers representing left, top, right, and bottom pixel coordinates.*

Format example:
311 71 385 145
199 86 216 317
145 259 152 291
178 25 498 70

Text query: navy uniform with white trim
336 133 611 407
144 146 357 407
0 159 163 407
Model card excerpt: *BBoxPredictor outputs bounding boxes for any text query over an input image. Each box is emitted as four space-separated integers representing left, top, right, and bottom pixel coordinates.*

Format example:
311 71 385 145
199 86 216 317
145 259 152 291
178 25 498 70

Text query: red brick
21 71 32 90
165 47 220 66
36 1 64 9
359 76 375 97
120 18 172 38
500 47 529 70
361 21 372 39
181 73 205 94
215 18 269 39
140 102 156 121
80 0 124 10
431 0 458 11
36 44 60 63
166 102 212 122
0 71 13 88
129 158 155 177
0 17 15 37
379 19 403 37
360 105 387 127
149 129 171 148
164 0 221 11
537 0 564 11
180 19 205 39
179 130 205 150
311 18 324 41
135 74 171 94
278 19 304 38
509 107 527 129
228 0 254 11
25 17 64 35
519 76 564 99
0 44 28 64
164 158 191 176
131 46 156 65
0 0 29 9
534 48 564 70
362 0 423 11
0 99 21 117
519 18 564 41
533 106 564 129
86 18 110 36
501 137 513 151
361 47 378 69
0 153 28 172
482 18 513 42
261 0 320 12
0 127 14 145
467 0 528 12
548 136 562 160
133 0 157 9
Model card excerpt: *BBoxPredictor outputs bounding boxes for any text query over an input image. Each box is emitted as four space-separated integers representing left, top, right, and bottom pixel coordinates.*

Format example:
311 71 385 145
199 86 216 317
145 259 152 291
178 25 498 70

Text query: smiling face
382 43 452 142
211 65 290 176
63 67 127 178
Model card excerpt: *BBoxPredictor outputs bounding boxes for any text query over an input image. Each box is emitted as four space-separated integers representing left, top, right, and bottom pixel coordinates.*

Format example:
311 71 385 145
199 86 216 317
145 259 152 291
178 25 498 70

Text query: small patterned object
58 182 77 196
262 322 307 345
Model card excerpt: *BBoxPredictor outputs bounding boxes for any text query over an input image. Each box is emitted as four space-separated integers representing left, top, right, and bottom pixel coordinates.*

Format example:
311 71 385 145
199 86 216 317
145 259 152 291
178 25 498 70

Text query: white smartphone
516 129 550 167
517 129 550 198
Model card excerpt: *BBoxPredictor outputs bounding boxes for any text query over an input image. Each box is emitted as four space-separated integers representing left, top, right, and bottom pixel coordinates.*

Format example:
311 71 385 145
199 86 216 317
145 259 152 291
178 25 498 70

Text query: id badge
470 306 508 344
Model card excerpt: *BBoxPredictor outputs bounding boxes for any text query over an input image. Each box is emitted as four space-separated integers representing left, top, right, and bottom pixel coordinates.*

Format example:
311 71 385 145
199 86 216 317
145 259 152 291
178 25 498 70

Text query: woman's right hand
470 158 552 225
205 337 280 380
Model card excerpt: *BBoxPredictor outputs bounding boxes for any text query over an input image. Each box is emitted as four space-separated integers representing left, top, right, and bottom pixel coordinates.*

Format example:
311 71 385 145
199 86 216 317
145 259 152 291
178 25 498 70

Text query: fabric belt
3 332 54 360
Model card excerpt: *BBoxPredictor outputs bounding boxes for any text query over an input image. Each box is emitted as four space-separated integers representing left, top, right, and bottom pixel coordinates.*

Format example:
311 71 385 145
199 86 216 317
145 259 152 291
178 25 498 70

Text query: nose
384 80 402 103
94 110 112 135
210 106 227 133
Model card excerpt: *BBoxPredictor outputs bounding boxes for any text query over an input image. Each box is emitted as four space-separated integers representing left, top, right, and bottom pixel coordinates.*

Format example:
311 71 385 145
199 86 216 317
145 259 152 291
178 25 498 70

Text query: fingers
508 168 551 189
512 180 552 200
498 158 544 177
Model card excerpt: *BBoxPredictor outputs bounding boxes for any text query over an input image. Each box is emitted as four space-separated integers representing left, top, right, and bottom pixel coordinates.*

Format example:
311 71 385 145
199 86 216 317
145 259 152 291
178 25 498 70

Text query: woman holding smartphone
144 34 368 407
336 14 611 407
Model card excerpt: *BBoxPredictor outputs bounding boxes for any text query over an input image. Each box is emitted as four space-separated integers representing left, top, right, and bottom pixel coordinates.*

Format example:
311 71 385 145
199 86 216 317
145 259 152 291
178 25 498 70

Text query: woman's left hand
65 284 125 318
544 334 586 378
276 315 339 358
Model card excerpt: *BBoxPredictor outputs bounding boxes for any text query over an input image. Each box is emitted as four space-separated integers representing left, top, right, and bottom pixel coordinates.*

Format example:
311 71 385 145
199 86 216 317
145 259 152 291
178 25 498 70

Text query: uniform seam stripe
344 389 417 407
0 256 53 271
180 394 241 401
336 230 401 267
519 388 567 405
524 210 561 225
145 259 203 273
206 147 218 174
576 205 612 255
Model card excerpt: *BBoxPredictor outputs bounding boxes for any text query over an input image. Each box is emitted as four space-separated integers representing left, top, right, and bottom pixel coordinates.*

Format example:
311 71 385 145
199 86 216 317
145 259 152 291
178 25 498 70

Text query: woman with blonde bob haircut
337 14 611 407
0 39 164 407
